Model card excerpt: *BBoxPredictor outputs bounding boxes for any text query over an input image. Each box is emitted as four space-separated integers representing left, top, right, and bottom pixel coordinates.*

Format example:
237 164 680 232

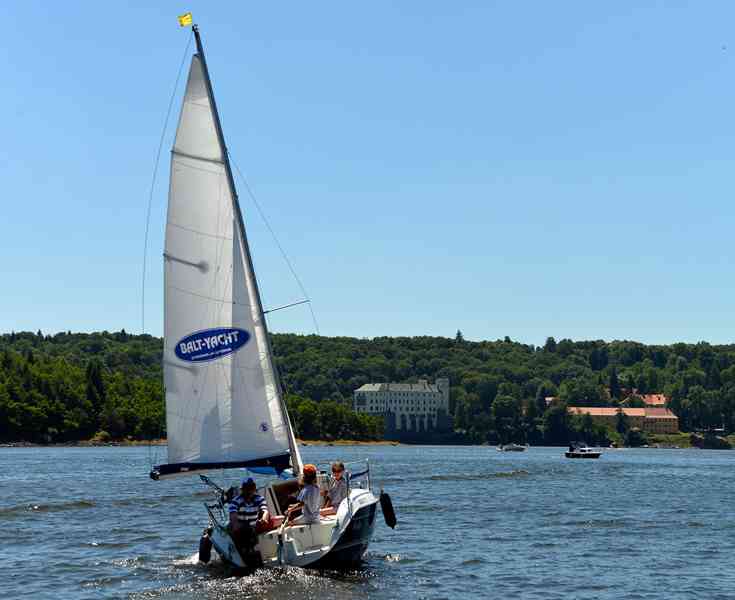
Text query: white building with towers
352 379 450 433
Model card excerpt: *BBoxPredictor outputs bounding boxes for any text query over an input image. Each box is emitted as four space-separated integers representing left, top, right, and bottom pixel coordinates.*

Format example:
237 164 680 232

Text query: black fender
379 491 397 529
198 530 213 563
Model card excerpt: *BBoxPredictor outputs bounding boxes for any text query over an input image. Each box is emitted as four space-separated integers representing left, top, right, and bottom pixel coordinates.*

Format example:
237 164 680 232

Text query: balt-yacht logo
175 327 250 362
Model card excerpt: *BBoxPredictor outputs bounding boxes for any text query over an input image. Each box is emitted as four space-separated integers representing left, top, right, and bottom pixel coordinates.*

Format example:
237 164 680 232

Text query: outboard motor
233 523 264 571
379 490 397 529
198 528 213 563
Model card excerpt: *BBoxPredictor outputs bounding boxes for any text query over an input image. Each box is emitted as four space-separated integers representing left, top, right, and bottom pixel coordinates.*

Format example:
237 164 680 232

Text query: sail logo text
175 327 250 362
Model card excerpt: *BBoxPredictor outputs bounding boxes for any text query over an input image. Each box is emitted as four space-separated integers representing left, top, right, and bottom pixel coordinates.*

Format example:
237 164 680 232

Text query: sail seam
163 356 281 374
171 158 223 177
167 221 233 241
166 284 255 308
172 148 224 165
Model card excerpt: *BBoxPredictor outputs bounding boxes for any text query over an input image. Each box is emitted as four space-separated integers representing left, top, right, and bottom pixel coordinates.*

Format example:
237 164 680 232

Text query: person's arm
228 503 239 529
286 488 307 521
285 501 303 522
309 486 322 518
257 497 270 522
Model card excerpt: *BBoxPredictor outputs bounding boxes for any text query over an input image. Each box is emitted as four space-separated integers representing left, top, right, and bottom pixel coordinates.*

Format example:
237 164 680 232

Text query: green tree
534 380 557 414
609 367 621 400
85 359 105 416
492 394 520 443
559 377 604 406
543 403 573 444
615 407 629 435
625 427 647 447
577 412 595 441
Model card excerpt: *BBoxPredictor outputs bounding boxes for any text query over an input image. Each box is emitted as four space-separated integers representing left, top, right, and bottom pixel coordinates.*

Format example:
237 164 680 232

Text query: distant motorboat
565 443 602 459
497 443 528 452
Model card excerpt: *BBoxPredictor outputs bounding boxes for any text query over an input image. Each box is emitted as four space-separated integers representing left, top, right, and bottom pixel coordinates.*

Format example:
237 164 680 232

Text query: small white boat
149 21 393 570
497 443 528 452
565 443 602 459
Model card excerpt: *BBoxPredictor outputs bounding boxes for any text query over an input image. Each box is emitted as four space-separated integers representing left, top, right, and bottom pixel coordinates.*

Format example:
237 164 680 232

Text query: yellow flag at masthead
178 12 193 27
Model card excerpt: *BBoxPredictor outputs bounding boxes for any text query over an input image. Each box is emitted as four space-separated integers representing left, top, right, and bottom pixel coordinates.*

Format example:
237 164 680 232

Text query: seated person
323 461 348 510
228 477 270 544
286 464 320 525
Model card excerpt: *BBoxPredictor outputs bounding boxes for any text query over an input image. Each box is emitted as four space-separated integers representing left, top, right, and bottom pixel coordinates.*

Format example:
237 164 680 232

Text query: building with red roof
569 405 678 434
641 394 667 407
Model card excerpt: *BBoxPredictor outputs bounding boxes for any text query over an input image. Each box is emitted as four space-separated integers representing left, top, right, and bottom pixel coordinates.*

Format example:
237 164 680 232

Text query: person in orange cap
286 464 320 525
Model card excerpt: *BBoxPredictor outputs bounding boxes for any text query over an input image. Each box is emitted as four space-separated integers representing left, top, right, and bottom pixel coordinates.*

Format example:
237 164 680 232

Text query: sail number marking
175 327 250 362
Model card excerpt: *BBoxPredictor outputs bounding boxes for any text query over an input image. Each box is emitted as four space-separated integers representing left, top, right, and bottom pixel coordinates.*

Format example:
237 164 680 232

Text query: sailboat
149 23 386 569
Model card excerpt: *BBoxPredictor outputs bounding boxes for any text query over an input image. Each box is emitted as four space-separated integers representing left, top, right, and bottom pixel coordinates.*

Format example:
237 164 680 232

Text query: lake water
2 445 734 599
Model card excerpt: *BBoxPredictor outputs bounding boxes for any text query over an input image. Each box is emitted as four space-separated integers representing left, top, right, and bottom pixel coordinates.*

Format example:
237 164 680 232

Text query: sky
1 1 734 346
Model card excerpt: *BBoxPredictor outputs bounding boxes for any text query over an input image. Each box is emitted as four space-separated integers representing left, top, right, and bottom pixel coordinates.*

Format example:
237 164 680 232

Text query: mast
191 25 302 474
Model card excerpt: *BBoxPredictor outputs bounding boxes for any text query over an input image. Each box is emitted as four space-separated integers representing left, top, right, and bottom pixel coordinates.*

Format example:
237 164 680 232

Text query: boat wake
429 469 529 481
0 498 96 518
173 552 202 566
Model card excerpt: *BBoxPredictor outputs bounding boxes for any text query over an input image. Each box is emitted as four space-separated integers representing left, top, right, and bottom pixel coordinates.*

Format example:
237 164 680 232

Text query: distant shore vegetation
1 330 734 446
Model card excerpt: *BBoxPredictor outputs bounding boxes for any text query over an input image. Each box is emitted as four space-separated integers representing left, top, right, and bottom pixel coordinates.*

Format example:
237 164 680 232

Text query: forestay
153 54 300 479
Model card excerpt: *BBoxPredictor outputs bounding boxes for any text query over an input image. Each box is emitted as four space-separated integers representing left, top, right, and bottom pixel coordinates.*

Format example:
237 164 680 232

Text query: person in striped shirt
229 478 270 536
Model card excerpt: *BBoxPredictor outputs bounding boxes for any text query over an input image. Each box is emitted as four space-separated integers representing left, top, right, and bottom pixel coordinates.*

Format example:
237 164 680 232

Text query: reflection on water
2 445 735 599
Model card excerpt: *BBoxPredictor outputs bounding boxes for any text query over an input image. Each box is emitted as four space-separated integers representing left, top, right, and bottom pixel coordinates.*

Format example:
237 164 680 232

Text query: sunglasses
332 469 343 474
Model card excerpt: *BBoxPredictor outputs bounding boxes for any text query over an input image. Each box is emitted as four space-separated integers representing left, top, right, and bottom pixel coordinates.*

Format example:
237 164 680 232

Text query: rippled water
3 445 735 599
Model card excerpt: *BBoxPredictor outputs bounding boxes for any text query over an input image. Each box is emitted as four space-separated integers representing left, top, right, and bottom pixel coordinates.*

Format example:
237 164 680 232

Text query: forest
1 330 734 445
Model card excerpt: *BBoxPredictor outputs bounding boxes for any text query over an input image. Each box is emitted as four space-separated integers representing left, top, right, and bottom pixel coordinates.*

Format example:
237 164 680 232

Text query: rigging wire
229 154 321 335
141 31 193 335
141 32 193 469
229 155 319 449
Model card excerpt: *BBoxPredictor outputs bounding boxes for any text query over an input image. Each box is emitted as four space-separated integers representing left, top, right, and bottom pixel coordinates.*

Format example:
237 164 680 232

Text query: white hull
565 450 602 459
497 444 527 452
209 488 379 569
565 445 602 459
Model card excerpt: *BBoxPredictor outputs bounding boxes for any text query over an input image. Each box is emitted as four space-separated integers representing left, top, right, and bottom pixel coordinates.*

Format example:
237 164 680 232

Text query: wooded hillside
1 330 734 444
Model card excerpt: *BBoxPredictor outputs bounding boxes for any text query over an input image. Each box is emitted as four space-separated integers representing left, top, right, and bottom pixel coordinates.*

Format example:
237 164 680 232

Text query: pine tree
615 407 629 435
85 359 106 415
609 367 621 400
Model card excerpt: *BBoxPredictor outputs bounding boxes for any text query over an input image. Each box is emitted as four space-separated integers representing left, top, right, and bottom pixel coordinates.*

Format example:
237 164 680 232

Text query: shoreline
0 438 396 448
3 435 734 449
297 439 400 446
0 439 168 448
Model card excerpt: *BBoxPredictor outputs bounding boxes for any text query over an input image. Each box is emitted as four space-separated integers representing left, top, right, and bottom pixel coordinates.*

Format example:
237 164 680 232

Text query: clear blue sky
2 1 734 345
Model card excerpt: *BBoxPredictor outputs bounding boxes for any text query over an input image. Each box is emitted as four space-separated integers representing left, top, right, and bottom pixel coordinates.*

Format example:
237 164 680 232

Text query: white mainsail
156 53 301 478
